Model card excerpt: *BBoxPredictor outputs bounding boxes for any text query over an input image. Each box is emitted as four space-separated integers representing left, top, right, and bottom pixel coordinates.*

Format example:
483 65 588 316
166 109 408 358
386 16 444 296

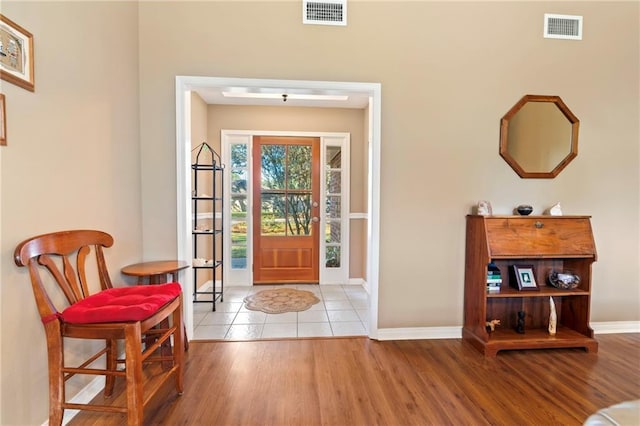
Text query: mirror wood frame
500 94 579 179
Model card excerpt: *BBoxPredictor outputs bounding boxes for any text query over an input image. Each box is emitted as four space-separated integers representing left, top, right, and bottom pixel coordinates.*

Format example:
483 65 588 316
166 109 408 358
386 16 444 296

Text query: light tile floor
192 284 369 340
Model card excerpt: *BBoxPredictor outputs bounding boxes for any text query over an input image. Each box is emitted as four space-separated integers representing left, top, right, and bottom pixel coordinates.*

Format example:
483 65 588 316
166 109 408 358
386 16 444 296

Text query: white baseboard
197 279 222 292
221 280 368 288
591 321 640 334
375 321 640 341
376 326 462 341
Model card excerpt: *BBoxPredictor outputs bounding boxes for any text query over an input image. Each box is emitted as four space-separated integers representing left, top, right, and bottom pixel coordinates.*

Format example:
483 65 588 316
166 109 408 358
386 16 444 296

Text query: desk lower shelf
462 326 598 357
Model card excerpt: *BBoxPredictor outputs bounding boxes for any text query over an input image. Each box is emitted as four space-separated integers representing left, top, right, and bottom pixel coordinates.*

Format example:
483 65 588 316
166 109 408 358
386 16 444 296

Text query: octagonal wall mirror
500 94 579 178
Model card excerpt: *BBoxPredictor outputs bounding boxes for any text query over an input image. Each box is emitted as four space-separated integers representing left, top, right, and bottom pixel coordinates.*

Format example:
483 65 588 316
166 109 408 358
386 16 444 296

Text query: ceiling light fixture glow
221 91 348 101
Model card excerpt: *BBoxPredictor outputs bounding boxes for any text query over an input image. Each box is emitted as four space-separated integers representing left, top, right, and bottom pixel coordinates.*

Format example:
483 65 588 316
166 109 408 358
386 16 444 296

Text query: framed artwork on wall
0 94 5 145
0 14 34 92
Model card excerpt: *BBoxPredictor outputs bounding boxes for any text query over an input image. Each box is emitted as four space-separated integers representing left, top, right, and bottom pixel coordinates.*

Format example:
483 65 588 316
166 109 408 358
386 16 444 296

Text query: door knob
312 201 319 208
312 217 319 222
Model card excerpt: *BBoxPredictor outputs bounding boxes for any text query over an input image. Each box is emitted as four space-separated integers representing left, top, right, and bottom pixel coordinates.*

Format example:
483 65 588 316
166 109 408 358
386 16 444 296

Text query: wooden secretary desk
463 215 598 357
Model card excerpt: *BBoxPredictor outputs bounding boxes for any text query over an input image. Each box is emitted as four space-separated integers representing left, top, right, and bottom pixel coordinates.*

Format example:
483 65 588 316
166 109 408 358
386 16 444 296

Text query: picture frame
0 15 34 92
0 94 5 145
512 264 539 291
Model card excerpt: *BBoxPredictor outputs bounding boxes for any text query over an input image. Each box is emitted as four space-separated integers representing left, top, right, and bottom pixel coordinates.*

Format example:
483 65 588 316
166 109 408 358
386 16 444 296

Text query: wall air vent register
544 13 583 40
303 0 347 26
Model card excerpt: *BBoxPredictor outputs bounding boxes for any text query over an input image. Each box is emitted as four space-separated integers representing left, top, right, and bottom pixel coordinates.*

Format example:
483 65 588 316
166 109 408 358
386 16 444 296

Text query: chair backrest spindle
95 245 113 291
38 254 82 304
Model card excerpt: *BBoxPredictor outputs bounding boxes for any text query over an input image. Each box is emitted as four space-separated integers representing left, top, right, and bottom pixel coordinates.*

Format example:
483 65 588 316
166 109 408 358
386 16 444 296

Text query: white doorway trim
175 76 381 340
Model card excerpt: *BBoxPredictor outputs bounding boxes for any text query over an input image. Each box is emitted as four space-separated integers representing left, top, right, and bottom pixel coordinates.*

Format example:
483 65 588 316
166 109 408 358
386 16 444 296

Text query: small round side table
121 260 189 285
121 260 190 351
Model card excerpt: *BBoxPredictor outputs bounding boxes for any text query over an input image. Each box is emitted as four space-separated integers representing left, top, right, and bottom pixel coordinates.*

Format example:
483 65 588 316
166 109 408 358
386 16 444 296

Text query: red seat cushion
61 283 182 324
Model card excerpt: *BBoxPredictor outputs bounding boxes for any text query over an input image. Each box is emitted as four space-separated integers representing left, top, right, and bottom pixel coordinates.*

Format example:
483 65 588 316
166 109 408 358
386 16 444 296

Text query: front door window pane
326 246 341 268
231 144 247 168
231 246 247 269
261 145 286 190
326 171 341 194
326 195 341 218
231 195 247 214
231 219 247 269
261 194 286 236
231 220 247 244
326 146 341 169
287 194 312 236
230 142 248 271
231 169 247 194
325 221 341 243
287 145 311 190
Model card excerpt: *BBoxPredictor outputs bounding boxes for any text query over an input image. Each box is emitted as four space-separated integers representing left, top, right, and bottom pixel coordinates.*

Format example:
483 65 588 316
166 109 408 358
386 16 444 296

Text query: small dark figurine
516 311 526 334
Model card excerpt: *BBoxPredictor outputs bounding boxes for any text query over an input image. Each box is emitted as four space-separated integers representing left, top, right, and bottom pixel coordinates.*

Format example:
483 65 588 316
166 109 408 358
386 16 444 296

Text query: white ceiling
195 85 371 109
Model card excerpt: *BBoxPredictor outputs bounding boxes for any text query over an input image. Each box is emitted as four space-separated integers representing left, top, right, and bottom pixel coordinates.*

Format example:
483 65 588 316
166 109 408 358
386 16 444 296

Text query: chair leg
104 339 117 397
124 323 144 426
46 326 64 426
48 346 64 426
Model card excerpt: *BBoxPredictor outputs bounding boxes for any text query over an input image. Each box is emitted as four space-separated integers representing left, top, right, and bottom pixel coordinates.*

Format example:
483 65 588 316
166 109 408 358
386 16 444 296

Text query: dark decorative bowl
516 205 533 215
548 271 580 290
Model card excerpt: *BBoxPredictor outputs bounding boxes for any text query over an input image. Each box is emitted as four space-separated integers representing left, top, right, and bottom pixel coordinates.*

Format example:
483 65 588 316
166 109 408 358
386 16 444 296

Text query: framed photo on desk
512 265 539 291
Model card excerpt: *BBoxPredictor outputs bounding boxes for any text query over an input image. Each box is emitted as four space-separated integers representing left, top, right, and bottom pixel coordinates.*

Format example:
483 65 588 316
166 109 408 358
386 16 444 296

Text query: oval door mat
244 288 320 314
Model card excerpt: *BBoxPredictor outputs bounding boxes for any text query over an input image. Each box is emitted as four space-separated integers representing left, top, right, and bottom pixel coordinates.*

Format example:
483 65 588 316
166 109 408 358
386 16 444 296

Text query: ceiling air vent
303 0 347 26
544 13 583 40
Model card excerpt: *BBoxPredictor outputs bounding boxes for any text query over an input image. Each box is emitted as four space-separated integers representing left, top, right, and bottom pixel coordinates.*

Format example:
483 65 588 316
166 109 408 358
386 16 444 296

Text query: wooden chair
14 229 184 426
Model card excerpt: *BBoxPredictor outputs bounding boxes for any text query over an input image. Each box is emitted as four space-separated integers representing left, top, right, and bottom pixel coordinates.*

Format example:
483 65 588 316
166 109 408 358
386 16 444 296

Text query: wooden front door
252 136 320 284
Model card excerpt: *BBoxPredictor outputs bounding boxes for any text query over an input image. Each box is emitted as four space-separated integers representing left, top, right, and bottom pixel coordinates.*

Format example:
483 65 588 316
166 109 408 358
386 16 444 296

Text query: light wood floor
70 334 640 425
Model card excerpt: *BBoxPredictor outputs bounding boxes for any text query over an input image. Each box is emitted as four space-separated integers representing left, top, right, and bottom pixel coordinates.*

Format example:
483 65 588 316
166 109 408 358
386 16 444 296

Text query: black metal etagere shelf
192 142 224 311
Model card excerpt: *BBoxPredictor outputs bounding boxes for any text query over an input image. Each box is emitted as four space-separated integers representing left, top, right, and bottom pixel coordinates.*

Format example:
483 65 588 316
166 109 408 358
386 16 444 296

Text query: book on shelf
487 262 501 274
487 261 502 290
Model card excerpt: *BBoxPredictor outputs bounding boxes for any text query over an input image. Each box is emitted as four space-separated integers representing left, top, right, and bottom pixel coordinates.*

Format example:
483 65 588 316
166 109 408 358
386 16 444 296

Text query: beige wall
0 2 142 424
139 0 639 326
205 104 368 278
191 92 209 156
0 1 638 424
